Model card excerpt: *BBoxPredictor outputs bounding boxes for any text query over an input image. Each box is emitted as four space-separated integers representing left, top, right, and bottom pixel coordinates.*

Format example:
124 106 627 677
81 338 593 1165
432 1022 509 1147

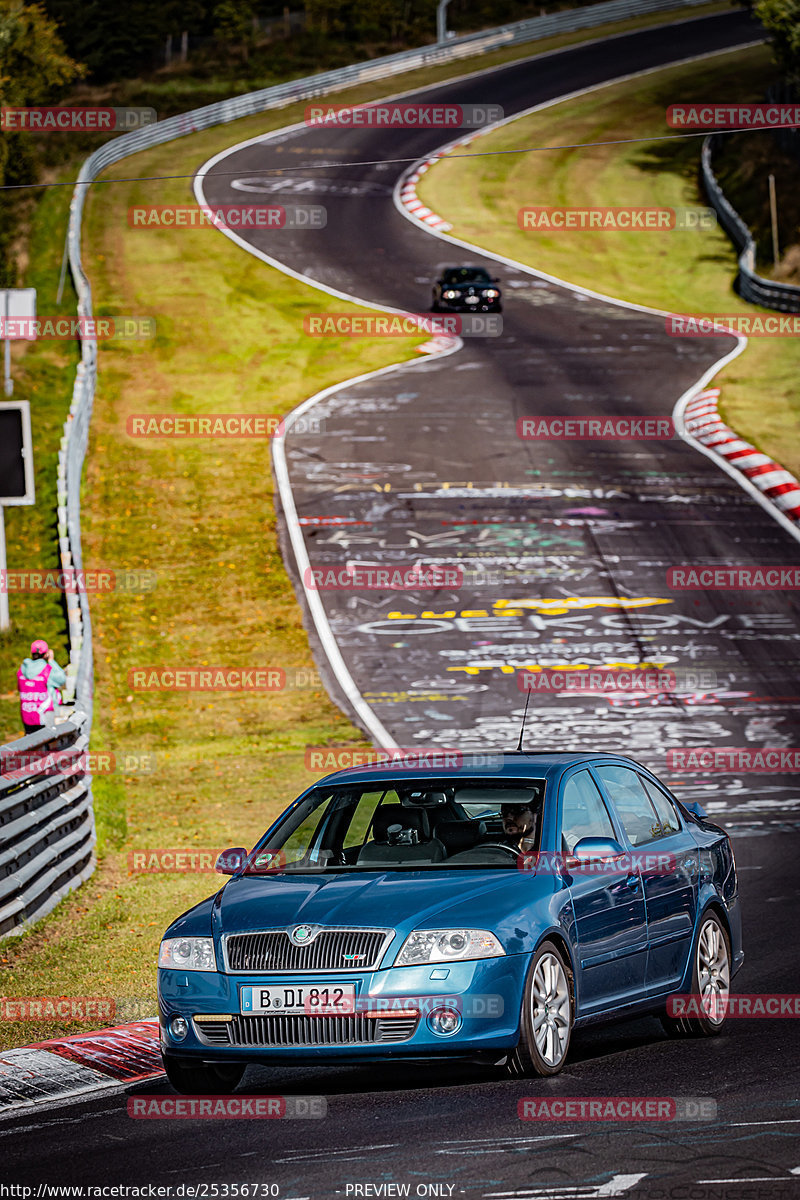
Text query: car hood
210 868 551 951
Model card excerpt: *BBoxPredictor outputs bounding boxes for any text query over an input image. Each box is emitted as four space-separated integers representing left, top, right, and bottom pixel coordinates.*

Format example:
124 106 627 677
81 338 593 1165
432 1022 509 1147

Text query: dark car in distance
431 265 502 313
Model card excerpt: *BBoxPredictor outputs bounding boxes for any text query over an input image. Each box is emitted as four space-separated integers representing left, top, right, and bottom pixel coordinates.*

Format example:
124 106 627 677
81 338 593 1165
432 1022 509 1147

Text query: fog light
427 1007 462 1036
169 1016 189 1041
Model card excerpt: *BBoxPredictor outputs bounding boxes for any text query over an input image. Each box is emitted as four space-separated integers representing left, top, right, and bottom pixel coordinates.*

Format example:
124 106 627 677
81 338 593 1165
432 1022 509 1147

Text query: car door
559 767 648 1014
594 765 698 994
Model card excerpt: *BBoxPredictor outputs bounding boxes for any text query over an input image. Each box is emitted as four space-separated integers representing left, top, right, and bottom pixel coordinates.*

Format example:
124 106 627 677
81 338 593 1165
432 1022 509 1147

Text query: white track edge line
270 347 462 747
391 40 800 545
674 379 800 545
194 125 464 747
391 39 765 317
194 29 788 745
190 4 753 198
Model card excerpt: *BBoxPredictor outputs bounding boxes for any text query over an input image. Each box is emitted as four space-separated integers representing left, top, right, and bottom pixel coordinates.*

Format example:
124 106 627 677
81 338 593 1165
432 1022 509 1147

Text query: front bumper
437 298 501 313
158 955 525 1063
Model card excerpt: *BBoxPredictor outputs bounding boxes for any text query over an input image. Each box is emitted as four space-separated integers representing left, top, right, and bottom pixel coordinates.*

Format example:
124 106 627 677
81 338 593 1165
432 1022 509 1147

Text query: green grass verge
0 182 77 730
0 0 741 721
0 108 416 1050
0 1 749 1049
418 43 800 481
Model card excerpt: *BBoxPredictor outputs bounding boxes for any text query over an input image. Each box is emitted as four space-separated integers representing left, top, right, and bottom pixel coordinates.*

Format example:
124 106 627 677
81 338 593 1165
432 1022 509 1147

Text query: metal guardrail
0 0 711 939
0 716 95 938
701 134 800 312
60 0 712 709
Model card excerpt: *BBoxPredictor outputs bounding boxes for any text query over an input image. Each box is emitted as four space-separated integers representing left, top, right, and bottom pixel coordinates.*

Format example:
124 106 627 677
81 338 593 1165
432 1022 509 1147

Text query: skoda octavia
157 752 742 1093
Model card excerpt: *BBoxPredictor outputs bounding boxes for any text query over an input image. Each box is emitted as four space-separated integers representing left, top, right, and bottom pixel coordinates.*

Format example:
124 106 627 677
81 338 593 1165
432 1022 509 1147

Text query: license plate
240 983 356 1015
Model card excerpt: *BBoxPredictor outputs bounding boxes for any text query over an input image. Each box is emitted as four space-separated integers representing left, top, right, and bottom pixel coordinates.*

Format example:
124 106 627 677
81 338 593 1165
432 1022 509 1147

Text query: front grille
225 928 391 973
193 1015 418 1047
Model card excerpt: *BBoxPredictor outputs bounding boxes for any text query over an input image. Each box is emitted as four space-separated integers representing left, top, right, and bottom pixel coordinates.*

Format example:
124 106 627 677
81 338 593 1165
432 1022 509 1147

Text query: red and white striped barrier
684 389 800 524
398 158 453 231
0 1020 163 1111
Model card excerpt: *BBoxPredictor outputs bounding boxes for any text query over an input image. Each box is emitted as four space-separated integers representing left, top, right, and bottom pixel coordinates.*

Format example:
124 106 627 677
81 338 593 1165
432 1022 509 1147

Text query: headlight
394 929 505 966
443 290 458 299
159 936 217 972
484 289 499 298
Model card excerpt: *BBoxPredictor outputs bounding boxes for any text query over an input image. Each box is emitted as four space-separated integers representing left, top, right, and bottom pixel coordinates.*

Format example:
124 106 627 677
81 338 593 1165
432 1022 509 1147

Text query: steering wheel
474 842 521 860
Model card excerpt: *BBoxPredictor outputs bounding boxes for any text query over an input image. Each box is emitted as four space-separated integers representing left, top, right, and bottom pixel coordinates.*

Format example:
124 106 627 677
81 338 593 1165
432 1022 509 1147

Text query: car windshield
243 779 546 873
441 267 492 285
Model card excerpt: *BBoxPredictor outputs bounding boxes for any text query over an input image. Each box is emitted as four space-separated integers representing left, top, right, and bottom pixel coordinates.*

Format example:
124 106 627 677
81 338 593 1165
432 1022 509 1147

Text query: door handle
625 873 640 890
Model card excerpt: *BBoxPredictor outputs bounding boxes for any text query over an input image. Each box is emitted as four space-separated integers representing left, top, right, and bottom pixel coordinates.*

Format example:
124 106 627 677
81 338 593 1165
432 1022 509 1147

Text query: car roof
311 751 648 789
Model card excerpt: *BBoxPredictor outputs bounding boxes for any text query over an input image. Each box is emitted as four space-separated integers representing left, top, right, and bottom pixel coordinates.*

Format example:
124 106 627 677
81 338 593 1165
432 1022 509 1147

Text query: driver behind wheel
501 803 538 853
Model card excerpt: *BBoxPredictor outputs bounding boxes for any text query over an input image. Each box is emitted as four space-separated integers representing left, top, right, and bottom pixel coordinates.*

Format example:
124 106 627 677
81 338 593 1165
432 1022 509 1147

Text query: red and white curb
0 1020 163 1112
415 334 459 354
684 389 800 525
399 149 474 354
398 158 453 232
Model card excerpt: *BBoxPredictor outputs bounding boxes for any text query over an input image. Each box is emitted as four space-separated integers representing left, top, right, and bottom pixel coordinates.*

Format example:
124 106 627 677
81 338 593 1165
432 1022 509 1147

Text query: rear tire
163 1056 245 1095
507 940 573 1077
661 910 731 1038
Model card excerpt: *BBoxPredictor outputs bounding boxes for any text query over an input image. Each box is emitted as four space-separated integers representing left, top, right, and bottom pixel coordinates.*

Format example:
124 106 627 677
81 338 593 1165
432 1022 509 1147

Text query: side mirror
215 846 246 875
570 836 625 864
683 801 708 820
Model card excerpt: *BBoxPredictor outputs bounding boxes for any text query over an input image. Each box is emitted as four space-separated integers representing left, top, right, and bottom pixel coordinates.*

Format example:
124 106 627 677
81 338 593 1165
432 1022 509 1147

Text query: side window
642 777 681 837
596 765 661 847
342 791 392 851
560 770 616 855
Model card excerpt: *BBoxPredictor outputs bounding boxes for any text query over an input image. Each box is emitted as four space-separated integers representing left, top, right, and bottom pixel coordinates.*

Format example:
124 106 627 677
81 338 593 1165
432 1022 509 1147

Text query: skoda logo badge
291 925 313 945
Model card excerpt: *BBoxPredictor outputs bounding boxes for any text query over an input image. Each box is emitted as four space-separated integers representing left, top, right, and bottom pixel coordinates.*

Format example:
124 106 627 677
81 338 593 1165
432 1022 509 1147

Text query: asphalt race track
6 11 800 1196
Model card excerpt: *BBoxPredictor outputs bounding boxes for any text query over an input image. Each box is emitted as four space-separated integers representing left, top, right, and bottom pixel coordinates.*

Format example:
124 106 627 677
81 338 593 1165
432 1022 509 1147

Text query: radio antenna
516 686 532 752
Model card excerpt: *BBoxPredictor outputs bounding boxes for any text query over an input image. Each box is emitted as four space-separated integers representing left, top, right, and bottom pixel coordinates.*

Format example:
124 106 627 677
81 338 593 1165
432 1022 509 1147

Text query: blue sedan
157 751 743 1093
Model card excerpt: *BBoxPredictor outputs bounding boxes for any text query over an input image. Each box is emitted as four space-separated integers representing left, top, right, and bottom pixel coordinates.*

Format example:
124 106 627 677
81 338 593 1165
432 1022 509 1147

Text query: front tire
507 940 573 1077
661 910 731 1038
163 1056 245 1095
